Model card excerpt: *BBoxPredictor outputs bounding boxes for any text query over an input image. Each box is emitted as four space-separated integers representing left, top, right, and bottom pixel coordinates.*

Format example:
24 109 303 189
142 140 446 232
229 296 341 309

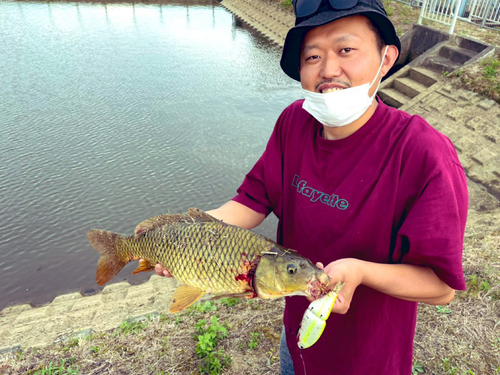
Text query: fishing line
299 349 307 375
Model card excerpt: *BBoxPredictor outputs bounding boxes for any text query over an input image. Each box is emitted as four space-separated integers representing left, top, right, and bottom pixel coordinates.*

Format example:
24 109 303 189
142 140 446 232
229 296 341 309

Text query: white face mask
302 46 388 128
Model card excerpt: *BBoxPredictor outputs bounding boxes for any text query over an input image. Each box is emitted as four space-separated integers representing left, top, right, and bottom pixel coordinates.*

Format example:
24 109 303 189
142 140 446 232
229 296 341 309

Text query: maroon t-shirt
233 99 468 375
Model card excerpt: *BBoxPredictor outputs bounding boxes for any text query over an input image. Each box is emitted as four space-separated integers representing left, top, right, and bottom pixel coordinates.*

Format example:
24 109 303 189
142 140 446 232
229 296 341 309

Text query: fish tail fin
87 229 128 286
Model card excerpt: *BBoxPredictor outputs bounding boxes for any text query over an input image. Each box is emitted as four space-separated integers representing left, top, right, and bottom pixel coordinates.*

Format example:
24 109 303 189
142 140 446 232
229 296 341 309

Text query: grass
2 234 499 374
450 51 500 103
32 359 79 375
2 298 283 374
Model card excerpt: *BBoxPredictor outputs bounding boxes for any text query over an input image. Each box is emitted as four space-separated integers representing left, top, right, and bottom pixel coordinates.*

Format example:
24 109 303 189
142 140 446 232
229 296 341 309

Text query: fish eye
287 264 298 275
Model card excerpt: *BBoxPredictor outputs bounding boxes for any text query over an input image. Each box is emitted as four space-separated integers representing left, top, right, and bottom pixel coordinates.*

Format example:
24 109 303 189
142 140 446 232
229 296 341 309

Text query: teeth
322 87 343 93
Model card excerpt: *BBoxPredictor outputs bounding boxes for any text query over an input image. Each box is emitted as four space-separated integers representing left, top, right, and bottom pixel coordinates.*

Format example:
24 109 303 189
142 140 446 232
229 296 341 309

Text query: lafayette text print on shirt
291 175 349 210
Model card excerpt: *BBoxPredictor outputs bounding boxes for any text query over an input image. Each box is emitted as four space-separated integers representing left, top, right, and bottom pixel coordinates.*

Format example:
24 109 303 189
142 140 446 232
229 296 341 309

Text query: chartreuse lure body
297 281 345 349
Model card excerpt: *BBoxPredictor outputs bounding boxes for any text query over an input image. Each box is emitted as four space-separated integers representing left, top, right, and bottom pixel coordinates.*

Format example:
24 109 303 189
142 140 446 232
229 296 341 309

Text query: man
157 0 468 373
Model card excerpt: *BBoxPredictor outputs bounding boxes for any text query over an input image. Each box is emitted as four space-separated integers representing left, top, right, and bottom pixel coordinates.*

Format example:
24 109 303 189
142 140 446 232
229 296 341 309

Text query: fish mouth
307 272 330 299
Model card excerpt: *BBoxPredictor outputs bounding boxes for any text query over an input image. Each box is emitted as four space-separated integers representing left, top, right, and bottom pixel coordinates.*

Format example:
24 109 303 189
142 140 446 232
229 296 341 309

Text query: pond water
0 0 302 310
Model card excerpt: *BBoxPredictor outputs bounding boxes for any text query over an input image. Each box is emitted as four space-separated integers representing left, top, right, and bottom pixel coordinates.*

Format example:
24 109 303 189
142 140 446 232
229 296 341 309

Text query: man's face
299 15 387 97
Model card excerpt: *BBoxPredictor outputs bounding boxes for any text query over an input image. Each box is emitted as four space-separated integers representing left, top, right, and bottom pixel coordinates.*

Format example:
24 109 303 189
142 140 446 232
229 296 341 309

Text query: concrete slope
220 0 294 46
380 24 495 111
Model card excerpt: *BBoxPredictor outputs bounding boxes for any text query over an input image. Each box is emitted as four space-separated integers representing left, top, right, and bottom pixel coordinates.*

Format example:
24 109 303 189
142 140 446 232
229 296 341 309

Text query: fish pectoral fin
169 285 205 313
131 259 156 275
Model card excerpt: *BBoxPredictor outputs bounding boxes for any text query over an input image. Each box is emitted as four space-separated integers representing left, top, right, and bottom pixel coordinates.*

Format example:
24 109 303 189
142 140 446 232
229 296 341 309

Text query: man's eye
305 55 320 61
340 48 353 54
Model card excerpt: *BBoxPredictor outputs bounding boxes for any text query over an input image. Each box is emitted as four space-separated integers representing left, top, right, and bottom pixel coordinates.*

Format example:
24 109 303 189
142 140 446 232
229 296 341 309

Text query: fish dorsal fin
188 208 218 222
134 213 190 235
169 284 205 313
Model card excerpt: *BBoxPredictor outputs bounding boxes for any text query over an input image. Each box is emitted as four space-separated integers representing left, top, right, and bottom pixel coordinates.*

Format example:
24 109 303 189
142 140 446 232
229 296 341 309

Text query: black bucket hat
280 0 401 81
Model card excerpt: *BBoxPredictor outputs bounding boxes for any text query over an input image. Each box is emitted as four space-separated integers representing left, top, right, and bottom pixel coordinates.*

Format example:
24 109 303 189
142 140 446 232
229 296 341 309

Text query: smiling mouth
321 87 345 93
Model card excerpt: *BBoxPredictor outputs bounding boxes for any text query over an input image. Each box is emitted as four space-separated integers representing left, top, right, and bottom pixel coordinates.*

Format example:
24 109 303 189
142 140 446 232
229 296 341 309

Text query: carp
87 208 329 313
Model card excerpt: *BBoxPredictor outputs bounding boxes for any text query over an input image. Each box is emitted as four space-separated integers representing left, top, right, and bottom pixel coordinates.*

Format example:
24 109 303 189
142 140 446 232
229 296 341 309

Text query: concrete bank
1 0 500 358
220 0 293 46
0 276 179 354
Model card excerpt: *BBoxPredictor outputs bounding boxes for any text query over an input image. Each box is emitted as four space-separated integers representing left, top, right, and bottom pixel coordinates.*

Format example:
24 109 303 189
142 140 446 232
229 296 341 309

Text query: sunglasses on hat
293 0 359 18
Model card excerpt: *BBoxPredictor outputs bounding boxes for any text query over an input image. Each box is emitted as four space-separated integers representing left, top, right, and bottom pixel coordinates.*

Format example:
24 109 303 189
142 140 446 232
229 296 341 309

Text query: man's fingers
316 262 324 269
155 263 172 277
163 269 172 277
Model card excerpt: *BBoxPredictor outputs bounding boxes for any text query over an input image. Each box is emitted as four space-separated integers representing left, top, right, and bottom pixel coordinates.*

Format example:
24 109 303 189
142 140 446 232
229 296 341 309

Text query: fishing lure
297 281 345 349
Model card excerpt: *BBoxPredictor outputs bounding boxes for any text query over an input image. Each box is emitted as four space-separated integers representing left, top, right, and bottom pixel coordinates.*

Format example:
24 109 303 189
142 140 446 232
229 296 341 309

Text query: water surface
0 0 301 310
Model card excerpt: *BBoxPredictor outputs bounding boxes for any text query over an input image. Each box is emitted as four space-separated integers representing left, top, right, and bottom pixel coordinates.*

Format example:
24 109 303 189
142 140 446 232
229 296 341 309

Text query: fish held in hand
87 208 329 313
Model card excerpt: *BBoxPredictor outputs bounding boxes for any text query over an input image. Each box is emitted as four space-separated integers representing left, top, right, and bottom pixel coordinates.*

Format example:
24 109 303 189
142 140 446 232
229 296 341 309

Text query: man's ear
381 45 399 77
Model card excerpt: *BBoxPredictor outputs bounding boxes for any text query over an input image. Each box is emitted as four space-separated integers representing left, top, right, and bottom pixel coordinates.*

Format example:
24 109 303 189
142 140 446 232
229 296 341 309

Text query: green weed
34 358 79 375
484 65 498 79
249 332 260 349
466 273 497 298
482 58 500 79
191 301 217 313
435 305 452 314
90 346 100 354
118 319 147 335
219 297 240 308
195 316 230 374
386 4 395 16
281 0 292 7
442 358 459 375
412 362 424 374
62 338 79 352
492 337 500 349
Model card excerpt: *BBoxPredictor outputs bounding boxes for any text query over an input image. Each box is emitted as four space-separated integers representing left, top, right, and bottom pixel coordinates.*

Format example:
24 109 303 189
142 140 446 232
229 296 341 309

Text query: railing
397 0 500 30
464 0 500 28
417 0 465 34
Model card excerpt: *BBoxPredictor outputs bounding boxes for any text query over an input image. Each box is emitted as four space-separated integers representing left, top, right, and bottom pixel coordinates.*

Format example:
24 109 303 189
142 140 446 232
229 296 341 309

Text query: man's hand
312 258 363 315
311 257 455 315
155 263 172 277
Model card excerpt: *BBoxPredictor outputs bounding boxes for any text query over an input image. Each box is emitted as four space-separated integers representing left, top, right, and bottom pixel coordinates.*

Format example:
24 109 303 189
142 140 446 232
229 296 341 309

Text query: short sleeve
395 162 468 290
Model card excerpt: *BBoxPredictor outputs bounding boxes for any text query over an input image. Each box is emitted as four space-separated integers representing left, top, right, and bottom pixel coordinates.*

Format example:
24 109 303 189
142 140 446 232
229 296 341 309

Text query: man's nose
320 54 342 78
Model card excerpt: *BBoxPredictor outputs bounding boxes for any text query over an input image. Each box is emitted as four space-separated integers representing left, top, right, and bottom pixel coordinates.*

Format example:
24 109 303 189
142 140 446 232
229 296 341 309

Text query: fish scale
87 208 330 312
119 220 270 294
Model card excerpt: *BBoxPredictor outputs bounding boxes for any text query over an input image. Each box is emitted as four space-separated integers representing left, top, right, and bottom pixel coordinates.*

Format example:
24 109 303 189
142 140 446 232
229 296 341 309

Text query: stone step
458 36 490 54
379 87 412 109
393 77 429 98
239 0 293 27
423 55 460 75
221 1 285 44
439 45 477 64
408 67 439 88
